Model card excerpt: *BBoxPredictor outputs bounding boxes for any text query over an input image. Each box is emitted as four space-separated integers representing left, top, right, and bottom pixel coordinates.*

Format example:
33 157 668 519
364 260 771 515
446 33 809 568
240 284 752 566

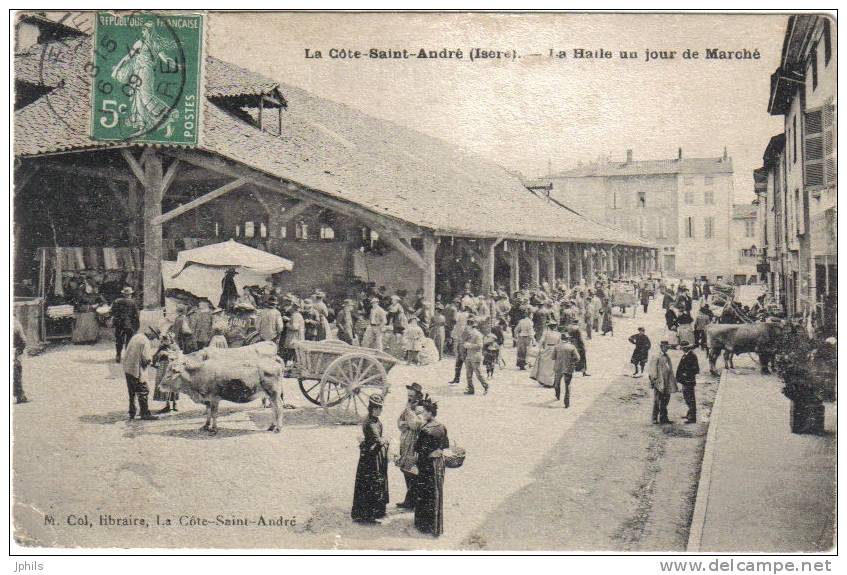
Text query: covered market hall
14 27 657 342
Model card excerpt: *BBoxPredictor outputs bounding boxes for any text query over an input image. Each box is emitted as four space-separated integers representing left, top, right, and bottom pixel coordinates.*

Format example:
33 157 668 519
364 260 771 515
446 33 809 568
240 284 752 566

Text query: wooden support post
575 244 584 284
509 248 520 293
529 243 540 287
421 232 437 313
545 245 556 285
142 149 163 309
586 249 595 284
127 179 139 245
480 239 496 295
561 244 571 286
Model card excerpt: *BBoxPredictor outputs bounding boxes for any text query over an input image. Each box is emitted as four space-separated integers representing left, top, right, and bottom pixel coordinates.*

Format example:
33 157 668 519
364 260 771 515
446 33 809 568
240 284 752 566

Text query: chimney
626 149 633 163
723 146 728 161
678 147 683 160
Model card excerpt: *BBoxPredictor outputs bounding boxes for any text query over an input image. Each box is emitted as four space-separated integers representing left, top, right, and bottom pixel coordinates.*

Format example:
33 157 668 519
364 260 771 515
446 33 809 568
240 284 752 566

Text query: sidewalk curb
686 368 729 553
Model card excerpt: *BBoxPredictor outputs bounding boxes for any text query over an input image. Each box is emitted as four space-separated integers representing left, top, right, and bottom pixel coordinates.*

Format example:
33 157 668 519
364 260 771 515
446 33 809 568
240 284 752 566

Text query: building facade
762 14 836 335
528 148 735 281
731 204 759 285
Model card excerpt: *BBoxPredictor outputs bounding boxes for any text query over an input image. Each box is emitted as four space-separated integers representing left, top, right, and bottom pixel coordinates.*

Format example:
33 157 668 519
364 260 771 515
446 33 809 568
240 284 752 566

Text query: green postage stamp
90 12 203 145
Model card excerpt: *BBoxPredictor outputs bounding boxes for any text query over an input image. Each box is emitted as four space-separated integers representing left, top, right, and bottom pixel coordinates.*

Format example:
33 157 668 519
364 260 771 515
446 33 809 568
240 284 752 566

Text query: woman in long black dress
414 397 449 537
351 394 390 524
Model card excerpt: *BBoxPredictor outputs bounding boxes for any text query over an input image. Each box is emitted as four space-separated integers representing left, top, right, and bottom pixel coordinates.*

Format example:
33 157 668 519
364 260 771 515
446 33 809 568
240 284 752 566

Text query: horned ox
705 321 783 376
159 342 284 435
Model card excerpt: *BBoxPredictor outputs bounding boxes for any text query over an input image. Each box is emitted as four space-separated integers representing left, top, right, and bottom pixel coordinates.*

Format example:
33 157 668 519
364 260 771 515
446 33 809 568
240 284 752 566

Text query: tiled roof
732 204 758 219
15 37 653 248
551 157 734 178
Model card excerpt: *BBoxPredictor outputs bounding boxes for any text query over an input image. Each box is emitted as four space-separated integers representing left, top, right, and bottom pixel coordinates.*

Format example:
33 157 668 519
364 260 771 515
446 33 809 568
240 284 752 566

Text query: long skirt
152 360 179 402
351 446 389 522
530 345 556 387
414 457 446 536
72 311 100 344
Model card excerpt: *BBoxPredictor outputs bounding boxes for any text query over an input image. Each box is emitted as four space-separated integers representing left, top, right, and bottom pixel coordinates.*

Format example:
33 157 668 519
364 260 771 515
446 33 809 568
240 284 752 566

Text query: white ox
159 342 284 435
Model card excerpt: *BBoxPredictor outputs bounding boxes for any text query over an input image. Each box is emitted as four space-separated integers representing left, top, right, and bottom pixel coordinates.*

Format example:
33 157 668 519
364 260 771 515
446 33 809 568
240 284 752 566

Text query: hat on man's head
121 286 134 295
406 382 423 395
368 394 384 408
680 340 694 350
660 340 670 346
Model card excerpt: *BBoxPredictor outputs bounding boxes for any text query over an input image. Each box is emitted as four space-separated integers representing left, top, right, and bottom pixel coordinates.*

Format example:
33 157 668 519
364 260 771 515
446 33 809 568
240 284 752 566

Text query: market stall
161 240 294 345
36 246 142 343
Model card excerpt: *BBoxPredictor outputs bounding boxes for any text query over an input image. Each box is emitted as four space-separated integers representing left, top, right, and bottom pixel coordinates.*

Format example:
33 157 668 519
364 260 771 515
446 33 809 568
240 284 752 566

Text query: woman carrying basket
414 397 449 537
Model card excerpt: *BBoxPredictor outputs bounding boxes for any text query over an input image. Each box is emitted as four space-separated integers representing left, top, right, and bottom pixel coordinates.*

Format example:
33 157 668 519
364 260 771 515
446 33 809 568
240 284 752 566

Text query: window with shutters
684 216 694 239
704 189 715 205
659 217 667 239
823 101 836 187
704 175 714 186
804 107 832 189
744 220 755 238
684 190 694 205
704 217 714 239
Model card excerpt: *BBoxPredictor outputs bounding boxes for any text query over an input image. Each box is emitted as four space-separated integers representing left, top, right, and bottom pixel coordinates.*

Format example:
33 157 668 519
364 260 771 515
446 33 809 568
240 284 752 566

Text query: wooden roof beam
151 177 249 225
165 149 421 239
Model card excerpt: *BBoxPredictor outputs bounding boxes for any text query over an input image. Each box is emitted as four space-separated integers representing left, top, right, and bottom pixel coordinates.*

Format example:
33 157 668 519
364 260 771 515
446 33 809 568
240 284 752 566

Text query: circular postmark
38 10 189 143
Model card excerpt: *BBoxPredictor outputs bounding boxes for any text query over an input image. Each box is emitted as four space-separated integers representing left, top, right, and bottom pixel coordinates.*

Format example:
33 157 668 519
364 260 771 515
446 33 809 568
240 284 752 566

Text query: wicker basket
443 446 466 469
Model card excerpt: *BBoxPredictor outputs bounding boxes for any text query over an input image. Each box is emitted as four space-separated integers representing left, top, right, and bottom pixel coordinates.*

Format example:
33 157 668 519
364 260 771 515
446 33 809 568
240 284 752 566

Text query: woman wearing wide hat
351 394 390 524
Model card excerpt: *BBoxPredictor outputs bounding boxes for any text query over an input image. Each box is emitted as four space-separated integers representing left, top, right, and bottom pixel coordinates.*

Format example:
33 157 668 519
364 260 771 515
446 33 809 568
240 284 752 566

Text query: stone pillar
142 149 163 309
561 244 571 286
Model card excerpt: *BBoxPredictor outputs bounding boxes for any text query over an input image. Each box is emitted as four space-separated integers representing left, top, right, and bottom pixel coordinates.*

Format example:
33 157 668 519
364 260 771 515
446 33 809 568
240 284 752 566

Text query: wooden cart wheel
299 378 332 406
319 352 389 422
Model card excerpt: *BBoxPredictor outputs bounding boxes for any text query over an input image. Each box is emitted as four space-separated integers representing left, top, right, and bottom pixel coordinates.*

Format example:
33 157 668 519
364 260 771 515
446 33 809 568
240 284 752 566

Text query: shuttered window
704 217 714 239
804 109 825 187
823 101 836 186
805 102 836 188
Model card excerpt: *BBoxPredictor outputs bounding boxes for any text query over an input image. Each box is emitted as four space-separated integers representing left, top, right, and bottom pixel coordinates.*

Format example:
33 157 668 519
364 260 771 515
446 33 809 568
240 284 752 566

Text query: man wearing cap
256 296 285 344
647 340 676 424
676 341 700 423
396 382 424 510
111 286 139 363
122 325 160 421
462 317 489 395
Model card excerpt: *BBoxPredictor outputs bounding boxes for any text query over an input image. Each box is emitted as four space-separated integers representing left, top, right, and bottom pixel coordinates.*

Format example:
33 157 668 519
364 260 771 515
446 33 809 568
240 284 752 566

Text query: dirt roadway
12 300 715 551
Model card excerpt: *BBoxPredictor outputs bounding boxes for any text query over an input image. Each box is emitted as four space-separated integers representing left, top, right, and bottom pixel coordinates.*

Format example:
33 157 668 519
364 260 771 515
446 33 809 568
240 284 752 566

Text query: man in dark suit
551 332 580 408
111 286 140 363
676 341 700 423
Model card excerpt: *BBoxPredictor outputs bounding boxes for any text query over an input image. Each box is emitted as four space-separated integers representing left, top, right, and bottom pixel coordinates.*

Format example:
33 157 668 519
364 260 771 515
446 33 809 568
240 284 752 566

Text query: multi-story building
731 203 759 285
528 148 735 280
762 14 836 334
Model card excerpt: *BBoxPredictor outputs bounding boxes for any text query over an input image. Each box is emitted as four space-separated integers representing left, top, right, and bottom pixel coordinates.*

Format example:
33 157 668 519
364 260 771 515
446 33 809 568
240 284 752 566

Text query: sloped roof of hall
14 36 654 248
